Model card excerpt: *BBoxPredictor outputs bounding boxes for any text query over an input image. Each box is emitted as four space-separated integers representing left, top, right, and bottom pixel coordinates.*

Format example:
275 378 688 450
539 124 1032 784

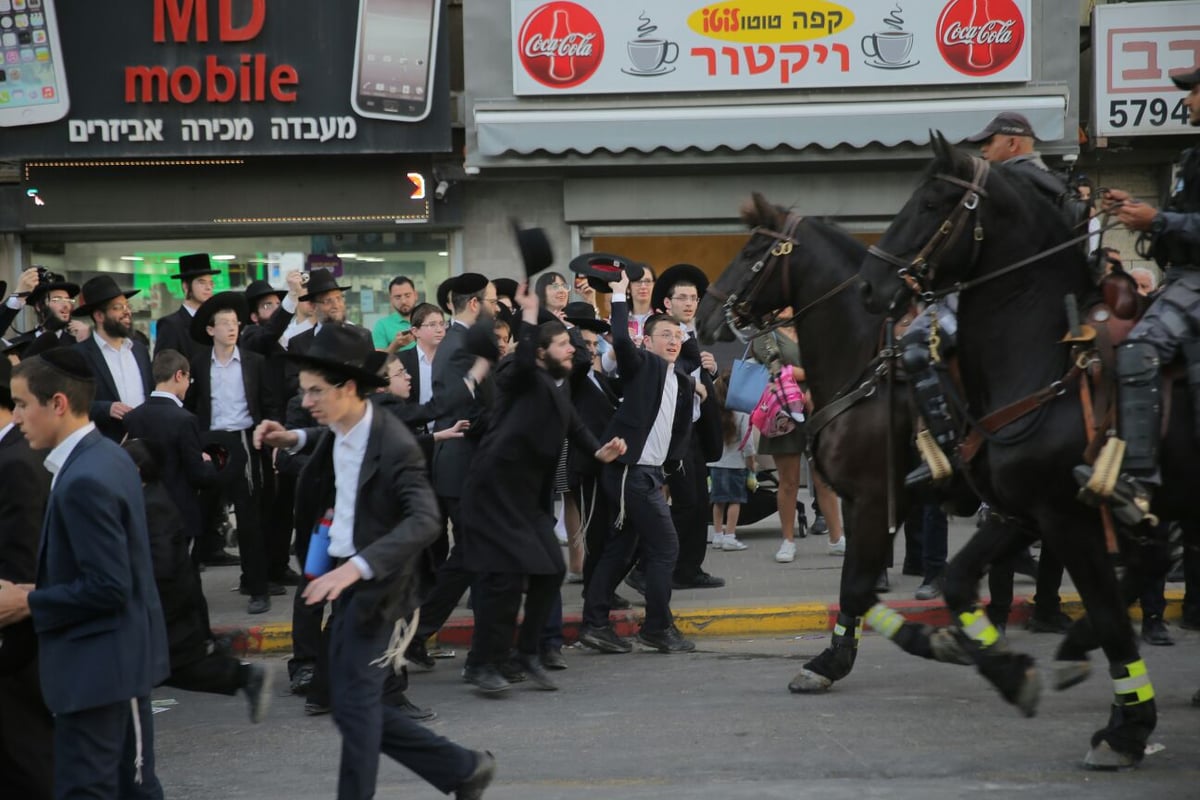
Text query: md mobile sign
0 0 451 157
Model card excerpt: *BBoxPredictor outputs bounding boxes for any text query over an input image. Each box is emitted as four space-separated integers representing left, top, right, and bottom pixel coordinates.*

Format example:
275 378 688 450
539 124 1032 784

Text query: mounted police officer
906 112 1090 487
1075 66 1200 524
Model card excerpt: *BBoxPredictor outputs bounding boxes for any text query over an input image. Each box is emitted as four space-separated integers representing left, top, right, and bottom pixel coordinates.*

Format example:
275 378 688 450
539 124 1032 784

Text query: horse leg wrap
791 615 860 693
862 604 936 660
1085 659 1157 770
956 608 1040 716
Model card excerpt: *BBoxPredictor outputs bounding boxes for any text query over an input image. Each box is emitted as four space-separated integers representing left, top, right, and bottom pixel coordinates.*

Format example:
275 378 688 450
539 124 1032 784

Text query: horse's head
860 131 991 315
697 193 802 344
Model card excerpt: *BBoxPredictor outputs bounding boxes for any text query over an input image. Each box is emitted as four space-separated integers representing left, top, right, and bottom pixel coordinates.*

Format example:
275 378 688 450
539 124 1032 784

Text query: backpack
743 369 806 445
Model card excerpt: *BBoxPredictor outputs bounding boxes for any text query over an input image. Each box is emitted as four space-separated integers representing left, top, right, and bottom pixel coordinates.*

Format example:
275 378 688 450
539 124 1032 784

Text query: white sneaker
722 536 749 551
775 539 796 563
711 533 727 549
828 538 846 556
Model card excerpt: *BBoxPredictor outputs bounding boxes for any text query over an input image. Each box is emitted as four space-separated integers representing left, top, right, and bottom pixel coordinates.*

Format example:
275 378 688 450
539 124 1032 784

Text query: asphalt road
152 627 1200 800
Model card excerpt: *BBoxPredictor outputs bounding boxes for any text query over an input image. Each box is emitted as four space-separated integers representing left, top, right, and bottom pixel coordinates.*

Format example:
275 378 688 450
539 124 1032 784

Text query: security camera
434 180 450 201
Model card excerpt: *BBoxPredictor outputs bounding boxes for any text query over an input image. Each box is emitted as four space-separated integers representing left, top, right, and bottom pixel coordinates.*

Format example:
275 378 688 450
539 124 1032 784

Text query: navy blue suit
27 428 169 799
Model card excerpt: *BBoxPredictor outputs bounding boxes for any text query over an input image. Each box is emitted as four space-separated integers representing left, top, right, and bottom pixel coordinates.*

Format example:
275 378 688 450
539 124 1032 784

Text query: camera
300 271 311 286
34 265 65 286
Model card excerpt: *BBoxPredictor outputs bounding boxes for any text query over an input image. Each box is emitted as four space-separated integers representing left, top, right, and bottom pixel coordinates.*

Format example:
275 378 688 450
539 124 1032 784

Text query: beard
102 316 133 340
541 356 571 381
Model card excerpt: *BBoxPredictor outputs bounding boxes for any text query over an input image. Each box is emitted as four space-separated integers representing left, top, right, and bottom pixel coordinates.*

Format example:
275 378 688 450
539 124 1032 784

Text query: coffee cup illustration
861 31 913 65
627 38 679 72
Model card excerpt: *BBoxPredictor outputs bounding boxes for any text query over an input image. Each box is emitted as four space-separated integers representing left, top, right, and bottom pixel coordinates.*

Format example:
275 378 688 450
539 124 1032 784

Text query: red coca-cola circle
517 1 605 89
936 0 1025 77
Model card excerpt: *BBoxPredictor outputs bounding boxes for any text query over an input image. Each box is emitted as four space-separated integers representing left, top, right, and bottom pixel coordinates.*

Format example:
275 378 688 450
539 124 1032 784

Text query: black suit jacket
293 404 441 627
240 305 294 419
186 346 279 431
568 349 619 480
123 396 222 541
398 346 422 406
429 320 493 498
0 301 20 338
0 425 49 583
154 306 198 361
75 334 154 441
604 300 695 466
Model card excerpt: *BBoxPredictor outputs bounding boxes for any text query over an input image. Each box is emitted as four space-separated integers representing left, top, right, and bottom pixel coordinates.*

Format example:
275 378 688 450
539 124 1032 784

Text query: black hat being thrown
284 323 388 388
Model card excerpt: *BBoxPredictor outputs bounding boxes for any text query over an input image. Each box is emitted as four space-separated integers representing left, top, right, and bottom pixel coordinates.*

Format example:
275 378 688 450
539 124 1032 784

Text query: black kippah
39 348 96 382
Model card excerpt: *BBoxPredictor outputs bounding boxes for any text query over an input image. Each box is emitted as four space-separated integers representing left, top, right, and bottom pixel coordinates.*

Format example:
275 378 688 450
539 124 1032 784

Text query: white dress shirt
638 369 678 468
150 390 184 408
327 402 374 579
417 346 435 406
209 347 254 431
0 421 13 443
45 422 97 489
94 332 146 408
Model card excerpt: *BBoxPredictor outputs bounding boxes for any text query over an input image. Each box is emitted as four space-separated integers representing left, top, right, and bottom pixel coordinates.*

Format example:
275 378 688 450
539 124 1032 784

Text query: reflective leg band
958 608 1000 648
832 619 863 641
865 604 904 639
1112 659 1155 705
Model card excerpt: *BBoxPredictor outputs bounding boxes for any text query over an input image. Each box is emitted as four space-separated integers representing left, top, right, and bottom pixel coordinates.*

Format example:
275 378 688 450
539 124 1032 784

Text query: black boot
901 327 959 488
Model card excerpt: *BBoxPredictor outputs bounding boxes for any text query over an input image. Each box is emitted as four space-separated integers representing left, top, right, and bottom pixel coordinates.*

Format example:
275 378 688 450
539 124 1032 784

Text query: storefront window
27 232 451 346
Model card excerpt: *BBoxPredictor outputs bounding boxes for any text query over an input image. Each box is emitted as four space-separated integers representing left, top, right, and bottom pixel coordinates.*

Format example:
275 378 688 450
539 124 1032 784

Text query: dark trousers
55 696 162 800
289 521 325 681
165 653 244 696
1183 519 1200 622
905 501 948 583
264 463 296 581
414 497 477 642
0 656 53 800
584 463 678 633
1031 546 1066 617
669 438 710 582
199 429 268 596
327 590 474 800
474 573 563 665
576 475 615 593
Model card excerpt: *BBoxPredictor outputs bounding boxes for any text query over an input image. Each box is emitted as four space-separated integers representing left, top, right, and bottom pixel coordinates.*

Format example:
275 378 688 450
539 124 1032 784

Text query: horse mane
739 193 865 260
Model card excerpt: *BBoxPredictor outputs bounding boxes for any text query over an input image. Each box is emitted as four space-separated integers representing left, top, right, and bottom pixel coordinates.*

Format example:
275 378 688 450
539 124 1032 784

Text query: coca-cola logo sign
518 1 605 89
936 0 1025 77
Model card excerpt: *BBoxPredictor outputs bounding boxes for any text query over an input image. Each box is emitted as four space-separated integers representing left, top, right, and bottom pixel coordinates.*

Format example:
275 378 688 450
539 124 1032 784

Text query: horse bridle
868 157 991 301
706 214 803 341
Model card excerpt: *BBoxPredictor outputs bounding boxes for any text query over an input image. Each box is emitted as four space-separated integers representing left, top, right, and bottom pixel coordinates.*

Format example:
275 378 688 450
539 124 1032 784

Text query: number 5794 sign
1093 2 1200 138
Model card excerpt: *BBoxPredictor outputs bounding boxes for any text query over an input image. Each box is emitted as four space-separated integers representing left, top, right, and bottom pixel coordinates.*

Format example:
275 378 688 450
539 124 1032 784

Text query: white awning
474 95 1068 158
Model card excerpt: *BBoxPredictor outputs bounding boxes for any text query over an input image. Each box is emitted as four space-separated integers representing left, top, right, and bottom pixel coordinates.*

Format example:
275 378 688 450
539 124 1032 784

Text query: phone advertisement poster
0 0 450 157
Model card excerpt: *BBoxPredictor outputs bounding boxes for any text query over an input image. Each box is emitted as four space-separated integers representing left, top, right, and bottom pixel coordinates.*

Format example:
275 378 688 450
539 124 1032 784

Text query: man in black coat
71 275 154 441
254 324 495 800
185 292 281 613
15 272 84 359
283 269 373 399
0 356 53 800
154 253 219 360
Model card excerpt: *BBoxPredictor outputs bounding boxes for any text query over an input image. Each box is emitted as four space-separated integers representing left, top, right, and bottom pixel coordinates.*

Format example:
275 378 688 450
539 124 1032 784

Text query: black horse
860 134 1197 769
697 195 974 693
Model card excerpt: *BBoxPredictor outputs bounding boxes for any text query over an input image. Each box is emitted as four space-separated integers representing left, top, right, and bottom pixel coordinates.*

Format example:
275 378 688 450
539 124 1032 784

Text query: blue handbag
725 343 771 414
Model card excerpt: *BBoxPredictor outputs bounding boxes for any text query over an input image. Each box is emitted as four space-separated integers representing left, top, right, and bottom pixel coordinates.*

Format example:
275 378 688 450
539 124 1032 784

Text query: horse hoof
1015 666 1041 718
788 668 833 694
1083 741 1138 771
929 628 973 666
1051 660 1091 692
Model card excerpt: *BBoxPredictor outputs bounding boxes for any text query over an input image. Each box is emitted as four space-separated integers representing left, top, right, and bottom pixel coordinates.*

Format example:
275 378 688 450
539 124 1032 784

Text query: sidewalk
207 499 1190 655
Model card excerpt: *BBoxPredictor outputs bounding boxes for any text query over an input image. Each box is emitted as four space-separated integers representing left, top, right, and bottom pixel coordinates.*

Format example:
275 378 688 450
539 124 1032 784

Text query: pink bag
745 370 807 442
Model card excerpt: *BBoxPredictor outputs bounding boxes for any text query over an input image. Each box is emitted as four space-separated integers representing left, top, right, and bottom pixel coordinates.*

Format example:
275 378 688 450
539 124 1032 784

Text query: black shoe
239 582 287 597
810 514 829 537
540 646 568 670
610 593 633 610
289 664 315 695
405 639 437 671
637 625 696 653
303 699 331 716
247 595 271 615
1193 688 1200 708
201 550 240 567
1026 610 1071 634
241 663 273 724
457 751 496 800
673 571 725 589
578 624 633 654
875 571 890 593
1141 616 1174 646
499 659 527 683
271 567 302 587
392 692 438 722
1181 614 1200 631
624 571 647 596
463 664 511 694
517 653 559 691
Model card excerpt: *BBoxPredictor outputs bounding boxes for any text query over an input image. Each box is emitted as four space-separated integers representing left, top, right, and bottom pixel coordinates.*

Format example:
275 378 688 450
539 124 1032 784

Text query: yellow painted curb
674 604 831 637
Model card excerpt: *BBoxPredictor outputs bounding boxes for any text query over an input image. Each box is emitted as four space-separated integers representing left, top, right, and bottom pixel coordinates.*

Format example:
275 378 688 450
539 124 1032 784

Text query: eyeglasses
670 294 699 304
633 278 655 285
46 297 76 306
388 368 408 379
652 331 685 343
258 300 280 311
299 383 345 399
547 282 569 291
106 304 133 314
419 320 447 329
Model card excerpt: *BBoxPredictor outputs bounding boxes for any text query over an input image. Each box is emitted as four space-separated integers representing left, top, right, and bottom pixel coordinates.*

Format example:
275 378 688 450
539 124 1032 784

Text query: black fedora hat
512 220 554 277
172 253 222 281
563 301 610 334
285 323 388 388
465 321 501 363
493 277 519 306
26 277 80 308
244 279 287 306
652 264 709 313
435 276 456 314
190 291 250 345
72 275 140 317
299 269 352 302
568 253 645 295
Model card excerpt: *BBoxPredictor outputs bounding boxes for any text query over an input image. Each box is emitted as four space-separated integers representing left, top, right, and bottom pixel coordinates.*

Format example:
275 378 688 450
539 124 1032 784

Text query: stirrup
914 429 953 485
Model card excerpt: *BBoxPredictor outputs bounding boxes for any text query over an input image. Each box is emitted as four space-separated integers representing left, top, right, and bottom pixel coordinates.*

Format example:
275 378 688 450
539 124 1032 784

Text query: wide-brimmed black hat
493 277 519 306
1171 66 1200 90
72 275 140 317
563 301 610 333
26 278 80 308
437 273 489 314
568 253 646 294
172 253 222 281
466 321 501 363
299 269 351 302
512 220 554 277
651 264 709 313
244 279 287 306
190 292 249 345
285 323 388 388
965 111 1036 142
